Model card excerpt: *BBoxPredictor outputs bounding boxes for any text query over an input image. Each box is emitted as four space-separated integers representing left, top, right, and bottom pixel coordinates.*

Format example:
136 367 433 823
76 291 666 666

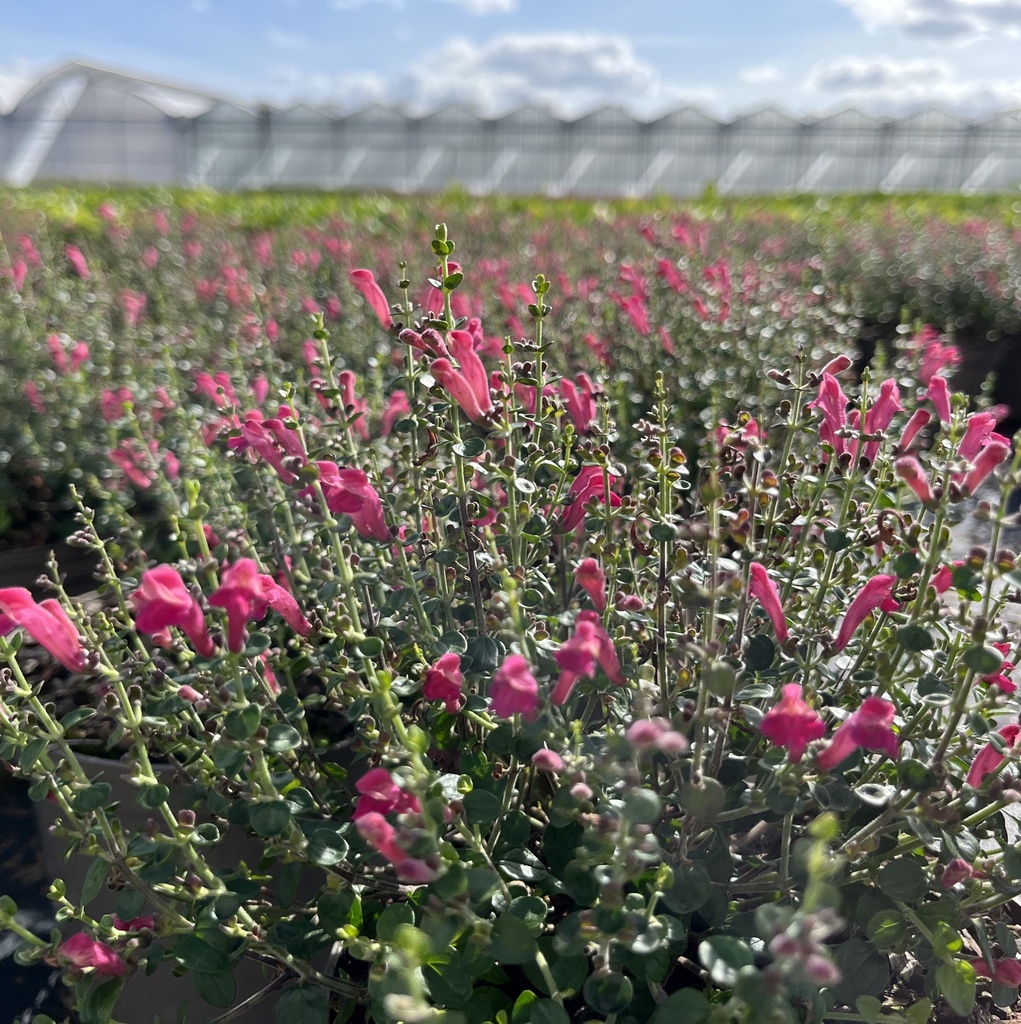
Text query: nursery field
2 187 1021 1024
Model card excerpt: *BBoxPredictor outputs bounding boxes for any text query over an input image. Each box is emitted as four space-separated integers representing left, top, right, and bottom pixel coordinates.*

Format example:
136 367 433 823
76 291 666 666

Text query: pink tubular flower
132 566 215 658
113 914 156 932
968 724 1021 787
971 958 1021 989
381 390 411 436
816 696 899 769
551 611 624 705
895 455 935 505
898 408 931 452
960 440 1010 496
209 558 311 653
759 684 827 763
930 561 964 594
312 462 390 542
101 387 134 422
0 588 88 673
532 748 565 772
423 652 464 714
353 767 420 819
834 575 899 651
57 933 125 977
70 341 89 373
64 244 90 279
927 376 952 424
748 563 789 643
560 373 598 433
24 380 44 414
958 411 1000 462
430 330 494 425
820 354 852 376
940 858 974 888
490 654 540 720
48 333 69 374
356 810 409 865
862 379 903 464
557 465 622 533
349 269 394 329
337 370 370 440
807 373 849 458
575 558 607 612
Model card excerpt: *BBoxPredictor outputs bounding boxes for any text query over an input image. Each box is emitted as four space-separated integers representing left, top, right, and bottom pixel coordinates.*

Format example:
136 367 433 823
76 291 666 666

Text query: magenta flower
557 465 622 533
132 566 215 658
930 561 964 594
960 440 1010 496
312 462 391 543
940 858 975 888
0 588 88 673
971 958 1021 988
57 933 125 977
861 379 903 464
748 563 788 643
561 374 598 433
551 611 624 705
820 354 852 376
353 767 421 819
356 810 409 865
898 408 931 452
349 269 394 330
381 390 411 436
209 558 311 653
981 642 1017 694
490 654 540 720
927 376 952 424
423 652 464 713
968 724 1021 787
337 370 370 440
834 575 899 651
958 411 1000 462
575 558 607 612
894 455 935 505
430 330 494 425
807 373 849 457
532 748 565 772
759 684 827 763
816 696 899 769
64 244 90 279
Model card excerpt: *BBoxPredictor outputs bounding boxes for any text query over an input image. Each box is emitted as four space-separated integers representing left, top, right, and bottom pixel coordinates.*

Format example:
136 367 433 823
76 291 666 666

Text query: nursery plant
1 219 1021 1024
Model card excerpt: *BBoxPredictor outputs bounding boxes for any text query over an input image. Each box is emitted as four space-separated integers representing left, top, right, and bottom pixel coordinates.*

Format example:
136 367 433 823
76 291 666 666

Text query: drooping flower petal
0 588 88 673
748 563 789 643
349 269 394 329
834 575 899 651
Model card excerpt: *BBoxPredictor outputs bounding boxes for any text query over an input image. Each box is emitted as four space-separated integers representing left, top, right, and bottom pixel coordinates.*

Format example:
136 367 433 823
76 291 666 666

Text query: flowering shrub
1 215 1021 1024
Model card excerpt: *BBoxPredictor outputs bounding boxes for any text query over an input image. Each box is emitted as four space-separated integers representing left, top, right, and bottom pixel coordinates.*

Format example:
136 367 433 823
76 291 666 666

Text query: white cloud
805 54 1021 113
839 0 1021 40
740 64 784 86
393 32 710 115
269 64 390 106
190 0 209 11
438 0 518 12
328 0 403 10
265 27 311 49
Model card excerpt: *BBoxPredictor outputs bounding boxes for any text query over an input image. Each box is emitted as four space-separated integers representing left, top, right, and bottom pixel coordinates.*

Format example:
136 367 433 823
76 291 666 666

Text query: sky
3 0 1021 119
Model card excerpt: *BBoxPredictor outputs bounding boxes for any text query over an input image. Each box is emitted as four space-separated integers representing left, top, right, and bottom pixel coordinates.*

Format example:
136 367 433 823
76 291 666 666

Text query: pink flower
807 373 849 458
927 376 951 424
64 244 90 279
968 724 1021 787
560 374 598 433
930 561 964 594
132 566 215 658
381 390 411 436
862 379 903 464
0 588 88 673
23 380 44 413
209 558 311 653
532 748 565 772
970 958 1021 988
312 462 390 543
101 388 135 422
423 652 464 714
557 465 622 533
70 341 89 373
748 563 788 643
490 654 540 720
834 575 899 651
575 558 607 612
430 330 494 425
356 811 409 865
759 684 827 762
47 333 69 374
11 260 27 291
109 440 156 490
57 933 125 977
114 914 156 931
940 858 974 888
820 354 852 376
194 371 239 409
960 440 1010 496
353 767 420 819
337 370 370 440
958 411 1000 462
349 269 394 329
898 408 931 452
816 696 899 769
120 289 147 329
981 642 1017 694
895 455 935 505
551 611 624 705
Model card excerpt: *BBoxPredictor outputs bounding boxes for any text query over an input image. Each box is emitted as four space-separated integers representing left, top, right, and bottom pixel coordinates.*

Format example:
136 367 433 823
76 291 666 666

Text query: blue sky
3 0 1021 116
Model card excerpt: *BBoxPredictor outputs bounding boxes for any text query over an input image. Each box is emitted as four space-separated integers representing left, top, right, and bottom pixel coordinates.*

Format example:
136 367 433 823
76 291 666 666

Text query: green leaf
307 828 349 867
77 977 124 1024
699 935 754 985
195 968 236 1007
114 888 145 922
963 644 1006 675
275 984 329 1024
453 437 486 458
376 901 415 942
73 783 112 813
137 783 171 809
530 999 570 1024
423 959 474 1008
936 960 976 1017
19 738 47 771
856 995 883 1024
744 634 776 672
463 788 504 825
830 938 890 1006
893 551 921 577
661 863 712 914
878 859 929 903
582 971 633 1015
508 896 548 936
225 704 261 740
175 934 232 973
932 922 963 960
866 910 907 949
81 858 110 906
466 635 502 673
823 529 852 551
650 989 711 1024
248 800 292 837
318 891 361 933
491 913 539 965
356 636 384 657
266 723 302 752
897 759 938 792
897 624 934 651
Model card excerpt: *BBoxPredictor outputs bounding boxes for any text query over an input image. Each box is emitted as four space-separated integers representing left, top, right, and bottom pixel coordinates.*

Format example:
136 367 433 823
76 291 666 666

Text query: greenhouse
2 58 1021 194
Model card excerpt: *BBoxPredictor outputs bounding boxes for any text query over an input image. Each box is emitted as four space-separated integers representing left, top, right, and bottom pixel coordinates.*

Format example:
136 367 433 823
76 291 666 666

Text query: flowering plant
2 220 1021 1024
